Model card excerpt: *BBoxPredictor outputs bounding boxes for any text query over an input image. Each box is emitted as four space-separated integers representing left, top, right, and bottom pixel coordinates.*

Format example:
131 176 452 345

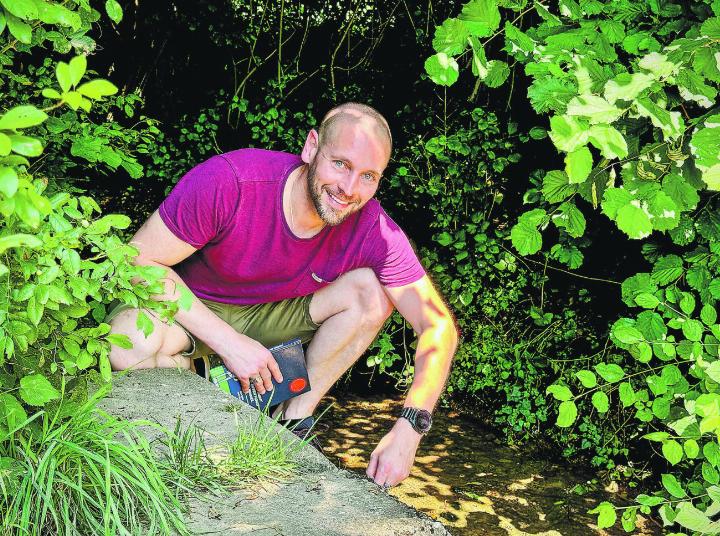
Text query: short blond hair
318 102 392 154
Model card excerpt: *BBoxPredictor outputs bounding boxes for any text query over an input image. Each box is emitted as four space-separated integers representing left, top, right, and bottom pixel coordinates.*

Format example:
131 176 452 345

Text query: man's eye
362 173 377 182
333 160 345 169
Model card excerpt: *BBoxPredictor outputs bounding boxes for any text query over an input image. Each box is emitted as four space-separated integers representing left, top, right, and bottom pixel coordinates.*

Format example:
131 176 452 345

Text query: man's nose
339 172 361 197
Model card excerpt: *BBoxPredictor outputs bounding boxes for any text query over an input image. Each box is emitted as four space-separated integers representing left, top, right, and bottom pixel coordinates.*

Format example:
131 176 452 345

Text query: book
208 338 311 411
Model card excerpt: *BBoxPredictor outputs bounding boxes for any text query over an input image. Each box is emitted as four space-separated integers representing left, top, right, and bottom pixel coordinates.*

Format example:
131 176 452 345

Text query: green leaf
647 191 679 231
575 370 597 388
679 292 695 315
701 304 718 326
682 319 703 342
588 124 628 160
510 222 542 255
701 16 720 38
674 502 715 533
0 166 18 198
136 310 154 338
612 323 644 344
6 12 31 44
595 363 625 383
619 382 636 407
424 53 459 86
566 95 622 124
8 134 42 157
19 374 60 406
635 97 684 140
591 391 609 413
547 384 573 401
76 79 118 100
0 105 48 130
105 0 123 24
644 431 670 442
0 393 27 431
481 60 510 88
599 20 625 43
432 18 469 55
458 0 500 37
652 255 683 285
542 170 576 203
504 22 534 55
0 0 38 20
0 233 41 253
529 127 547 140
685 439 700 459
178 285 193 311
0 132 10 155
616 204 653 239
549 115 589 152
635 293 659 308
662 440 683 465
588 501 616 530
68 55 86 87
556 400 577 427
565 146 592 184
662 473 687 498
106 333 132 349
55 61 71 92
601 187 633 220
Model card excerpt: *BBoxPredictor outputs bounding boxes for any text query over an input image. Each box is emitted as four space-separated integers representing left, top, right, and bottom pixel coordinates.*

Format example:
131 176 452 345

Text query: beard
306 159 362 226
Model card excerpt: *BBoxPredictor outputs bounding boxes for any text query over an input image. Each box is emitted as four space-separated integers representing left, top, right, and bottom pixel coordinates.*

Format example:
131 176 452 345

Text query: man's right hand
217 334 283 395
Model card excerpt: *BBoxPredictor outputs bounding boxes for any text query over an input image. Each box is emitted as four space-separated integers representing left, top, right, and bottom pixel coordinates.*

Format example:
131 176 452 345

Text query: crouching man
108 102 458 488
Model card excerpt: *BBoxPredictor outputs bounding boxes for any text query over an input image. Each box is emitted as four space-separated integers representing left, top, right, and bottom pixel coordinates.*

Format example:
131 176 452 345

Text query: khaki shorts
106 295 321 364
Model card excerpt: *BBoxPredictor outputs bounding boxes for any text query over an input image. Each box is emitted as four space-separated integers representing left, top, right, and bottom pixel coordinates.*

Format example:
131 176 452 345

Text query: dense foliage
425 0 720 532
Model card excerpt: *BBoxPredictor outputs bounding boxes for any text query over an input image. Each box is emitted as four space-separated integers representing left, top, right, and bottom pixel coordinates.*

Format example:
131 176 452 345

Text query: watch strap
400 406 431 434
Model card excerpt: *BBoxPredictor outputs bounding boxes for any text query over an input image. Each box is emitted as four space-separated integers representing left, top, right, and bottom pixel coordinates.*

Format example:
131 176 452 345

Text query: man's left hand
366 417 422 488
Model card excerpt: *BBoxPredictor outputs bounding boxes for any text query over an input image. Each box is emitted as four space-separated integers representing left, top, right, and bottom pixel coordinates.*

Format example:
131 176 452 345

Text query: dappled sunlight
321 394 661 536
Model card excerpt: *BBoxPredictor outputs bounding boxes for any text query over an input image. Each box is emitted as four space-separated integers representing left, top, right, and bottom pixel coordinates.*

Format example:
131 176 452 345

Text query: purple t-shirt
158 149 425 305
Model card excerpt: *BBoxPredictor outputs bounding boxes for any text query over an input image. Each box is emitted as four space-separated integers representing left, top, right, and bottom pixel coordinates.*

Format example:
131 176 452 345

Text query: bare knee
108 308 190 371
343 268 394 328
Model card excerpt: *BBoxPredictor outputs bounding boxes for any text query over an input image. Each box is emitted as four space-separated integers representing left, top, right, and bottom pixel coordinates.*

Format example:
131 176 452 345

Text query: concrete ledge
100 369 451 536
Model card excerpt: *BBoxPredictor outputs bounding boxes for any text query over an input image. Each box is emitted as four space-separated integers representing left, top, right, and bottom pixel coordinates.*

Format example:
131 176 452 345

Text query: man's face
306 121 389 226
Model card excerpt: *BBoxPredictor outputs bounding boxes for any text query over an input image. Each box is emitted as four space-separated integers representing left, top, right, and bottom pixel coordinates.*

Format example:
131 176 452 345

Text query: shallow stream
319 394 662 536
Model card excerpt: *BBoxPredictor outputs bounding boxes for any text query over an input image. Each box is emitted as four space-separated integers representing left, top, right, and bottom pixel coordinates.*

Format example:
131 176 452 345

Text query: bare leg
280 268 394 419
108 308 193 371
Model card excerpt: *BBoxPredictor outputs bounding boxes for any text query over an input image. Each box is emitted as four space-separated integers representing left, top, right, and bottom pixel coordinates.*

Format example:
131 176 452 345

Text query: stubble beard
306 159 361 227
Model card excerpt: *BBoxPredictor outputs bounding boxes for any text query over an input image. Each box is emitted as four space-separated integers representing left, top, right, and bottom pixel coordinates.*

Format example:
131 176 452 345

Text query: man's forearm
402 318 458 412
134 258 238 354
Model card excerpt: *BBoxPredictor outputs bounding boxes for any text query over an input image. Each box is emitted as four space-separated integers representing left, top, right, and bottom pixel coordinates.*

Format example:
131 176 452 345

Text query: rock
100 369 452 536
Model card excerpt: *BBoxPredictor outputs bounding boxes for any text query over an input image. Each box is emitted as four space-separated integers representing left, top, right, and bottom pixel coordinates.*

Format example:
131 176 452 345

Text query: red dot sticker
289 378 307 393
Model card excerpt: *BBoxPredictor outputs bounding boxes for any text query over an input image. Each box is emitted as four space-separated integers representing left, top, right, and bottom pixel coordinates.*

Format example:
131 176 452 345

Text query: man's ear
300 129 319 164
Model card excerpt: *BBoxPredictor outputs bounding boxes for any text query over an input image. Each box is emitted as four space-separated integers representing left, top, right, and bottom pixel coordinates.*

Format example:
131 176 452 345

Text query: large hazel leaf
458 0 500 37
556 400 577 427
595 362 625 383
542 170 576 203
588 124 628 159
549 115 590 152
616 204 652 239
566 95 623 124
635 97 684 140
588 502 616 529
425 53 459 86
565 146 592 183
604 72 653 104
432 18 470 55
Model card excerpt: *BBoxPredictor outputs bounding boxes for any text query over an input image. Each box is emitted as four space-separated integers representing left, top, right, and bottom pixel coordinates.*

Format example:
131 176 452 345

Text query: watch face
416 410 432 432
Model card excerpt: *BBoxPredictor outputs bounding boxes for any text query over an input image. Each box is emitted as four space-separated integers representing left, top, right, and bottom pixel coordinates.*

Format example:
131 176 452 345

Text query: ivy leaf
556 400 578 427
588 501 616 529
662 440 684 465
105 0 123 24
424 53 459 86
565 146 592 184
458 0 501 37
588 124 628 159
542 170 576 203
662 473 687 498
595 363 625 383
19 374 61 406
616 204 653 239
0 105 48 130
591 391 609 413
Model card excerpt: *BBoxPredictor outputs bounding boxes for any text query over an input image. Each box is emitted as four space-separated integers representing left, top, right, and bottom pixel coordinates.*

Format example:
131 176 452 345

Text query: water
319 394 662 536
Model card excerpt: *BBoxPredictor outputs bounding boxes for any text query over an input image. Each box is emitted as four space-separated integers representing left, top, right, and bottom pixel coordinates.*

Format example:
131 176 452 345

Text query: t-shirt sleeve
158 155 240 248
363 211 426 287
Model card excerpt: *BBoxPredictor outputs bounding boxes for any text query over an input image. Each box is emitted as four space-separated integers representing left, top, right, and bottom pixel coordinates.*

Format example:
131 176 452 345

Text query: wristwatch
399 407 433 434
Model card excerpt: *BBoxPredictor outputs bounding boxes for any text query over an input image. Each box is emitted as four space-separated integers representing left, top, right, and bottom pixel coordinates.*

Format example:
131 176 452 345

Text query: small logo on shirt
311 272 337 284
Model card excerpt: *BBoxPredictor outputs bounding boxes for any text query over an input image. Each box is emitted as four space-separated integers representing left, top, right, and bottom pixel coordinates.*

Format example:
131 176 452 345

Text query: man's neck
284 165 326 239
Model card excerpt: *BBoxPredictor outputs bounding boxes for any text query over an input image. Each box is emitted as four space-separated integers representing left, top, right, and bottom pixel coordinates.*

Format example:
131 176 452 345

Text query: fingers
366 453 378 480
267 355 283 384
258 367 273 395
240 377 250 394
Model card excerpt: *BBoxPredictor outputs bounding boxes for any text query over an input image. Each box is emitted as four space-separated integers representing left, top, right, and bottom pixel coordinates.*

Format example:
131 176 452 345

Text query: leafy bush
426 0 720 531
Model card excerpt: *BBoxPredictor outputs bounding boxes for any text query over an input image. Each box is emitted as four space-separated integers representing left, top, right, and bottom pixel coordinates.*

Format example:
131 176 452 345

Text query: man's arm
127 210 282 393
366 275 458 487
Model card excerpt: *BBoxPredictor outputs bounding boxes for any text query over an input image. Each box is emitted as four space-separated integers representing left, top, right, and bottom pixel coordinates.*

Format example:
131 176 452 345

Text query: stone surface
100 369 451 536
